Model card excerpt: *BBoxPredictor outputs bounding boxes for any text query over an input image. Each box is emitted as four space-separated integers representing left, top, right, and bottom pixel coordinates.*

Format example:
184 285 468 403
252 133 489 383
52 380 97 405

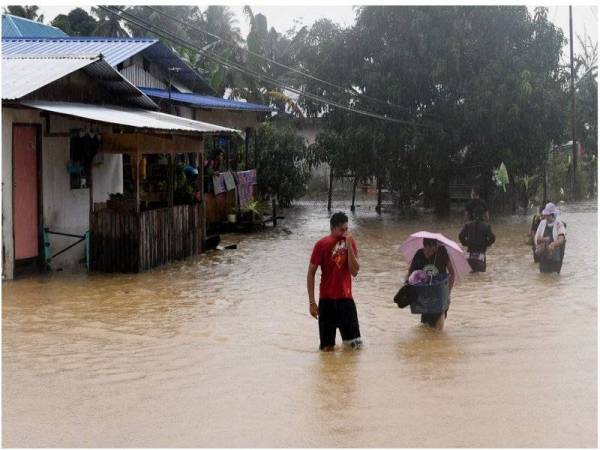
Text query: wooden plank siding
91 204 203 273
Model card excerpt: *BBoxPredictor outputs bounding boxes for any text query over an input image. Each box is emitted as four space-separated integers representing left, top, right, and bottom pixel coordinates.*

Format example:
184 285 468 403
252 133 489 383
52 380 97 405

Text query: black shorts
421 310 448 326
318 298 361 349
467 252 486 272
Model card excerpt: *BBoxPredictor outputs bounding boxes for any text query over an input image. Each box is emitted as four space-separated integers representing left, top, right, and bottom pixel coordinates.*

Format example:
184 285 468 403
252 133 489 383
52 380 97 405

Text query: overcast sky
34 2 598 59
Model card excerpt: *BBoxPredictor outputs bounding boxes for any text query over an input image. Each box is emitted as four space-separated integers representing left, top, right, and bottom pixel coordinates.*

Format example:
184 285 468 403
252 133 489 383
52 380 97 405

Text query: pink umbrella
400 231 471 281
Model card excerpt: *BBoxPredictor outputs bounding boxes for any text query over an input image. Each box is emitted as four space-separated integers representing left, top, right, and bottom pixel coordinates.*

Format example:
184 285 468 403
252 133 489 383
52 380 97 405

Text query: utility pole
569 6 577 197
167 67 181 115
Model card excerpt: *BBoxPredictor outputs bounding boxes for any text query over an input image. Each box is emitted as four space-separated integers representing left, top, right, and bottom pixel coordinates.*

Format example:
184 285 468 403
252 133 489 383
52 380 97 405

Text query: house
1 52 237 279
2 34 276 228
1 13 68 38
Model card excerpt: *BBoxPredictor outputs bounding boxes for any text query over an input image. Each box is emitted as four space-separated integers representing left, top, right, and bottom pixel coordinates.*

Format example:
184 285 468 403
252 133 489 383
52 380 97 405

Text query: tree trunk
376 176 382 214
351 176 358 212
327 166 333 211
433 168 450 216
542 163 547 204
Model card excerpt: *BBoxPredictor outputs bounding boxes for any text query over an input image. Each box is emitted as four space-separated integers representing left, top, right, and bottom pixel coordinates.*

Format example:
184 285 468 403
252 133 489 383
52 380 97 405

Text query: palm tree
202 6 245 96
92 6 130 37
4 5 43 22
575 32 598 79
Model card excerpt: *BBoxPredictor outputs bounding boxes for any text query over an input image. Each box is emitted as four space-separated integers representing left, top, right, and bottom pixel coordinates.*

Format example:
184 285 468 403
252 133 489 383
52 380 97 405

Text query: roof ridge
3 53 101 60
3 14 22 37
1 36 158 42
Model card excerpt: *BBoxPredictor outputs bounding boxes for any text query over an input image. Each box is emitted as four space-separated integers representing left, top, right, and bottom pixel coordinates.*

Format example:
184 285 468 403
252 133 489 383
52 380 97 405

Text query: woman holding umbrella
401 232 471 331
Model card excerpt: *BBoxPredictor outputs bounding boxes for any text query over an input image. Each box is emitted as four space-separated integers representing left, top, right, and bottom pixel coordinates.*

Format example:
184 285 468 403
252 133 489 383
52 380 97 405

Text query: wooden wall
205 191 236 225
91 204 203 273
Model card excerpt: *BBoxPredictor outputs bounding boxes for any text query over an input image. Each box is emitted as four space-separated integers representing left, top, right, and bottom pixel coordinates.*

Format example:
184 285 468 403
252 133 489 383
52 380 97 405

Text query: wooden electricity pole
569 6 578 197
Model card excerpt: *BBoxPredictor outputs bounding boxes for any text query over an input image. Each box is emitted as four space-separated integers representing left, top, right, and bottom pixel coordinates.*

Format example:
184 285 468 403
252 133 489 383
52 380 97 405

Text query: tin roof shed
1 37 215 95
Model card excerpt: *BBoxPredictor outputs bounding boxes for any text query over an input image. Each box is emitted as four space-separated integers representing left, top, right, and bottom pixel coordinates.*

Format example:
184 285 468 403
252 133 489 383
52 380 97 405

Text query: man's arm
459 225 469 247
550 223 566 249
307 263 319 319
487 226 496 246
345 234 359 277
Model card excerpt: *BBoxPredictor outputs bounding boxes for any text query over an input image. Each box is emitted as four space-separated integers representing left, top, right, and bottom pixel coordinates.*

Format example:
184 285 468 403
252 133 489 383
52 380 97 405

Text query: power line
100 6 438 128
142 5 414 115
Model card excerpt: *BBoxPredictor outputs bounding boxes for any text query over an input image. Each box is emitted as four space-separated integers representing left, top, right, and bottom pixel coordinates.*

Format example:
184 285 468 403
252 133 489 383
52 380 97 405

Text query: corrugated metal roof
21 100 239 134
2 54 99 99
1 37 157 66
139 87 277 112
2 14 68 38
2 54 158 109
1 37 216 94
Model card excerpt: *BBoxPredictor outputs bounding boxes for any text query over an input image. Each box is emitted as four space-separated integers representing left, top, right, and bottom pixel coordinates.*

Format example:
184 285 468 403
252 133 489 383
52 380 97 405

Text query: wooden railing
91 204 203 273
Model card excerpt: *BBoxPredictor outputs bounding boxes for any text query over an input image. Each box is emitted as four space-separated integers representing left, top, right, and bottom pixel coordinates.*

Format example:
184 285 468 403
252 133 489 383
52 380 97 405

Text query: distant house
1 14 68 38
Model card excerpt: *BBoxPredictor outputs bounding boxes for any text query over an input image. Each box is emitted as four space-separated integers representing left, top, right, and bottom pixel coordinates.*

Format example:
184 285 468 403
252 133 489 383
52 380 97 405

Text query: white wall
297 125 331 191
2 107 123 278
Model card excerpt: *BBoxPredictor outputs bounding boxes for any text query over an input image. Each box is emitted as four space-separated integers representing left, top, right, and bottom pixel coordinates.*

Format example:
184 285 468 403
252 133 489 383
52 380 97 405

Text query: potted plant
227 205 238 223
241 200 269 225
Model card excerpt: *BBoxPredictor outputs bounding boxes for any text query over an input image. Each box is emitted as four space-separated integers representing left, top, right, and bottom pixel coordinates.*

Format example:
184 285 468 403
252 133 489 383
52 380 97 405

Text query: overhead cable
100 6 438 128
142 5 414 114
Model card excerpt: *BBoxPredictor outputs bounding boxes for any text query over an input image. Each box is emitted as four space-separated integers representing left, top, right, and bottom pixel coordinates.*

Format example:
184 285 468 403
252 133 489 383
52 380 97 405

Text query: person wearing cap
534 202 566 273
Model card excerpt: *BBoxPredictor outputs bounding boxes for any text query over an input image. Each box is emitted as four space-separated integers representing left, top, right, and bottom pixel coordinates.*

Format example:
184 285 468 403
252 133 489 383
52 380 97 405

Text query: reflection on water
2 201 597 447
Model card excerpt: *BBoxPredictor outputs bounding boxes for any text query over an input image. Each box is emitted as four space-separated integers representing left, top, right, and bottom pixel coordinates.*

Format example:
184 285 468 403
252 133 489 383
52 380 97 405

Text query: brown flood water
2 200 597 447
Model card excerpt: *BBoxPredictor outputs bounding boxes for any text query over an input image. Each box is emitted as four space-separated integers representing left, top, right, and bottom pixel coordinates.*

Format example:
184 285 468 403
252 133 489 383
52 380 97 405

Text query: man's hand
309 302 319 319
345 232 359 276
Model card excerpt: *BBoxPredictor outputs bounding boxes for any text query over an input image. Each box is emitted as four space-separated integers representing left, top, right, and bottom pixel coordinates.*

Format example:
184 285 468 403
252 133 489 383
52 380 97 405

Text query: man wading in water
307 212 362 351
459 205 496 272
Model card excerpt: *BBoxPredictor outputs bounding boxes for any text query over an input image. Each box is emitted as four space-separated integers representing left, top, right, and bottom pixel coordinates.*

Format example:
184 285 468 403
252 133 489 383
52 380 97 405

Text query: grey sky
34 3 598 59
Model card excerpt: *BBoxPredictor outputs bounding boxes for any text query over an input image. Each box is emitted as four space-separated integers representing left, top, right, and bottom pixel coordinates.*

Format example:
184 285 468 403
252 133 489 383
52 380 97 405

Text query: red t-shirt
310 235 358 300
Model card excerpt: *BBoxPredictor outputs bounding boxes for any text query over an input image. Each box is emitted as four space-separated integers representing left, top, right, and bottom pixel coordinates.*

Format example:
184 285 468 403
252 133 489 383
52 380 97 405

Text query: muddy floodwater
2 200 597 447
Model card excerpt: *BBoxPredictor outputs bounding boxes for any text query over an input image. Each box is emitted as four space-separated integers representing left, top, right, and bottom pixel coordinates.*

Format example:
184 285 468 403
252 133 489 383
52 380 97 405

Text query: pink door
13 125 39 260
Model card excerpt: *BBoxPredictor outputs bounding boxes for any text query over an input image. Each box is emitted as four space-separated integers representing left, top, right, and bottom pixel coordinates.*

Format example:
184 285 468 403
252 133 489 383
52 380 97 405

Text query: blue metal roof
1 36 157 65
139 87 276 112
1 37 215 94
2 14 68 38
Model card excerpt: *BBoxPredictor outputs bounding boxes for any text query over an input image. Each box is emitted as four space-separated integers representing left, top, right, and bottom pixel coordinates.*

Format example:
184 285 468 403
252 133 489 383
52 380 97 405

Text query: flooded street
2 200 597 447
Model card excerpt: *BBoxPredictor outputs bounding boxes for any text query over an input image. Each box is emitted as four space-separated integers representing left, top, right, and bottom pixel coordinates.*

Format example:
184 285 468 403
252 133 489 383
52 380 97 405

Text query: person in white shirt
534 202 566 274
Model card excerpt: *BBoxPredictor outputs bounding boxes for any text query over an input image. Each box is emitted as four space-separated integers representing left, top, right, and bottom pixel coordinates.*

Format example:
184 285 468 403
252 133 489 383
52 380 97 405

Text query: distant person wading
459 206 496 272
464 185 489 222
534 202 566 274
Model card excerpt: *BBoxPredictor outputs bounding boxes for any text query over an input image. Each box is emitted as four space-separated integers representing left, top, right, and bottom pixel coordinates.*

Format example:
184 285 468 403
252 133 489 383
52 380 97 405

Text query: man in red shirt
307 212 362 351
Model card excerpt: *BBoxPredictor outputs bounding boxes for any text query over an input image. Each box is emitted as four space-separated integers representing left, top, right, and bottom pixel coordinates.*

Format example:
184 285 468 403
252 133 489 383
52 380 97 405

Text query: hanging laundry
223 171 237 191
212 173 227 195
236 170 257 208
237 169 257 186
